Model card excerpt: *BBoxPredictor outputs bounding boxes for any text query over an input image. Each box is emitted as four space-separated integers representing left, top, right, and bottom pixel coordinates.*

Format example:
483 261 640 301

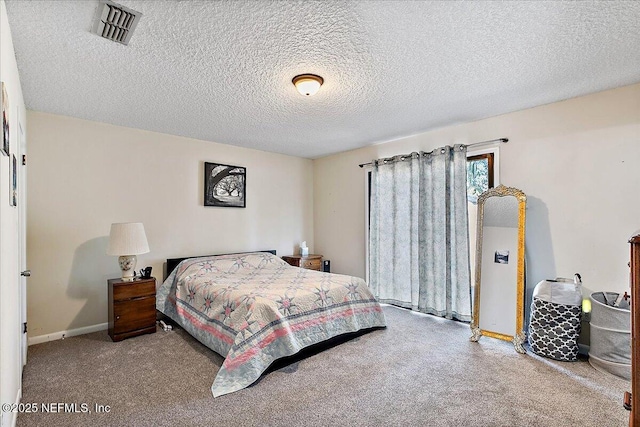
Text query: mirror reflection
470 185 526 353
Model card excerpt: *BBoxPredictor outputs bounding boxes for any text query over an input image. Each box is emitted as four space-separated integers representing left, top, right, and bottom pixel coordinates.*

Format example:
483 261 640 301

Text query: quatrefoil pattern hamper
528 277 583 361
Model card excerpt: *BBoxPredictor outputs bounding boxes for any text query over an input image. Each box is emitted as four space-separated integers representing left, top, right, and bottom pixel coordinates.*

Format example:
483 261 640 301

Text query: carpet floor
17 305 630 426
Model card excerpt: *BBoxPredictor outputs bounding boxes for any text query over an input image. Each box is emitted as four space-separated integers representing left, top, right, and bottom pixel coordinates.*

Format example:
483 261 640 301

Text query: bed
156 251 386 397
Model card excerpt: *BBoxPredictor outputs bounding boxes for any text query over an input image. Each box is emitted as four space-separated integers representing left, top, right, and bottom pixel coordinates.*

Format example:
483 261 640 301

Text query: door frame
18 109 27 367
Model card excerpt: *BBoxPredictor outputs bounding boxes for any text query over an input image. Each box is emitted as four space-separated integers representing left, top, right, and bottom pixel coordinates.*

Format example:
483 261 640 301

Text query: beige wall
24 83 640 340
27 111 314 339
314 83 640 308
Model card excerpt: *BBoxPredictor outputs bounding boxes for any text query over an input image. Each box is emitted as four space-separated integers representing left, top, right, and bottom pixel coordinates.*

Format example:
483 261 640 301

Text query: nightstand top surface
108 277 156 285
281 254 322 260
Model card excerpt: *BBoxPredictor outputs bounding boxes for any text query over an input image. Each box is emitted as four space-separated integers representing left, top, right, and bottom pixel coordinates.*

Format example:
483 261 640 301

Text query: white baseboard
28 323 108 346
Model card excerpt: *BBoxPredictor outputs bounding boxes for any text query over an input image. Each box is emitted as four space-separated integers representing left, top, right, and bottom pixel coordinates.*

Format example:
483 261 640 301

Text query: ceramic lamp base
118 255 137 282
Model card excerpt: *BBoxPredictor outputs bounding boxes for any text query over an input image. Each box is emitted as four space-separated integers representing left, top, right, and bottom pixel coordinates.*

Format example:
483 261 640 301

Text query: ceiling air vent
92 0 142 45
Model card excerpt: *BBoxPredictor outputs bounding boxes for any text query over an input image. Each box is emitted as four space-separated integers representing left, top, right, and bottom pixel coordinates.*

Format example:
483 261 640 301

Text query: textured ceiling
5 1 640 159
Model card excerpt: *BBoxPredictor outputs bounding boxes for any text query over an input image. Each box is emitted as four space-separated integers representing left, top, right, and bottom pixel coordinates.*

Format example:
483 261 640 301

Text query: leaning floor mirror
470 185 527 354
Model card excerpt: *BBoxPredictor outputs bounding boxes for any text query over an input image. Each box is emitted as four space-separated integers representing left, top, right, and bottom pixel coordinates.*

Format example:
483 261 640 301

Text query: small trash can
528 275 583 361
588 292 631 379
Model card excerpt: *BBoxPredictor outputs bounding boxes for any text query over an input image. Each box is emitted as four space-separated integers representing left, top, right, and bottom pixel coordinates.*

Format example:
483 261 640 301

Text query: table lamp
106 222 149 282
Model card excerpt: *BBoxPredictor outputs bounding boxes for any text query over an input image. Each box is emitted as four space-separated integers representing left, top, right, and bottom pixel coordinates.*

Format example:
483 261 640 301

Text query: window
466 153 494 203
366 151 496 218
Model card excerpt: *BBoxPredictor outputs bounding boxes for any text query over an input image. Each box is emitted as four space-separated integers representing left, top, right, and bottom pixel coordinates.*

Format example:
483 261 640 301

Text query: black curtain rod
358 138 508 168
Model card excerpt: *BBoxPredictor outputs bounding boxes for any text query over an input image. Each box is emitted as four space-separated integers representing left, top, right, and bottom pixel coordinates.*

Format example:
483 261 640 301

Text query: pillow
241 252 288 270
178 252 287 276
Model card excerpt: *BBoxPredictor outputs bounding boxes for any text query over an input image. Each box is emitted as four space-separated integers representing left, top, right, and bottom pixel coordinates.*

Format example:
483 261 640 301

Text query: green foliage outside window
467 158 489 204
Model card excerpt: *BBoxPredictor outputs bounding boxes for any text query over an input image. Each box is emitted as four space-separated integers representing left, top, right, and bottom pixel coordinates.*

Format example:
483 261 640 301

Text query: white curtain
369 145 471 321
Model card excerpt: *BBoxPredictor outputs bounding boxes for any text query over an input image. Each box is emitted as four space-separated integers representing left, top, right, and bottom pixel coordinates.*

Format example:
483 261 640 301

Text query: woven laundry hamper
528 275 582 361
588 292 631 380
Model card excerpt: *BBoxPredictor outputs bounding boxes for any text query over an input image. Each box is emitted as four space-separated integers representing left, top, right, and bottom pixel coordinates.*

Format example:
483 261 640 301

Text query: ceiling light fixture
292 74 324 96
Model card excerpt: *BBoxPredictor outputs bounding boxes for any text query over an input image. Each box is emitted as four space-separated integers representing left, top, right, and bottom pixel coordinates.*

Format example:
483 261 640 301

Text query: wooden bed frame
164 250 277 280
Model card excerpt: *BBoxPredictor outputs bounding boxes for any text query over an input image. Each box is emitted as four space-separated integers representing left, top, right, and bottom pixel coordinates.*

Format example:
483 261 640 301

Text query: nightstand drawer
113 280 155 301
282 255 323 271
302 259 322 270
112 296 156 335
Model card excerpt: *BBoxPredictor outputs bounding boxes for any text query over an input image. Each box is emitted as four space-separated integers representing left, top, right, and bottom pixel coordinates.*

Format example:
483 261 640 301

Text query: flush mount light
292 74 324 96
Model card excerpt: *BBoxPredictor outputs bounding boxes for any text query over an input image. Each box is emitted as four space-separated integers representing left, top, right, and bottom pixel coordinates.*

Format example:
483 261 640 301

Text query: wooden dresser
282 254 323 271
628 233 640 427
108 277 156 342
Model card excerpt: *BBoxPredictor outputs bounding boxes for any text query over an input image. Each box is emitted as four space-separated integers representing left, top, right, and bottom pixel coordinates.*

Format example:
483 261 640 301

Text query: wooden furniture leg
629 233 640 427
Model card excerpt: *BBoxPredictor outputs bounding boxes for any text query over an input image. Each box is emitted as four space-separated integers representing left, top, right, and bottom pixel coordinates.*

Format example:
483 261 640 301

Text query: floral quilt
156 252 386 397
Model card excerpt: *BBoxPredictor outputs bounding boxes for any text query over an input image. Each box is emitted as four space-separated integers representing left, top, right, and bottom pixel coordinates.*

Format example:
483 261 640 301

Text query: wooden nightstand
108 277 156 342
282 254 323 271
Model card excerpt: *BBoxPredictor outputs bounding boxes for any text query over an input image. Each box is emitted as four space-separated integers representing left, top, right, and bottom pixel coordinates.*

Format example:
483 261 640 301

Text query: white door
18 117 27 367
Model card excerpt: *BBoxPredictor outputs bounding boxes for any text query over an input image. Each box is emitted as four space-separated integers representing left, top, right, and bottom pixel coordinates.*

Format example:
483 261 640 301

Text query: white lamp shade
106 222 150 256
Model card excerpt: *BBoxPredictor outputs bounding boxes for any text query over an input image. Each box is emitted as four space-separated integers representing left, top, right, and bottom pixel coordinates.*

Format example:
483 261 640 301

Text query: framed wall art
204 162 246 208
494 250 509 264
1 82 9 156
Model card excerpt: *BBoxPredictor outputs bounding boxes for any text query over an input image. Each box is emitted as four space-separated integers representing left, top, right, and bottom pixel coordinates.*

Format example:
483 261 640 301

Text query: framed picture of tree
204 162 246 208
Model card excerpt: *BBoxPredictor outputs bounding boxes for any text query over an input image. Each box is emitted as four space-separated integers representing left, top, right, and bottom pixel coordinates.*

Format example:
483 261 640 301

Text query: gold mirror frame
469 184 527 354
